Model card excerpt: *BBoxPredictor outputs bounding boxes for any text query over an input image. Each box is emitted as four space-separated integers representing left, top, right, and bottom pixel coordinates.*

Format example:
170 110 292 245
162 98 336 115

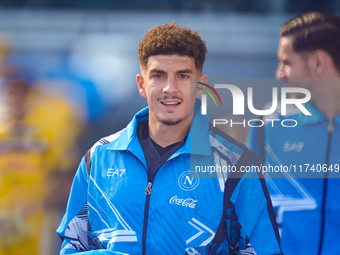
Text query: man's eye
179 74 189 79
153 74 163 78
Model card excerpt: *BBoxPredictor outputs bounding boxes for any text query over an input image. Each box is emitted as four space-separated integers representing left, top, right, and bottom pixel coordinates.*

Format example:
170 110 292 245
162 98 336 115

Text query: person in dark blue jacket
247 12 340 255
57 23 282 255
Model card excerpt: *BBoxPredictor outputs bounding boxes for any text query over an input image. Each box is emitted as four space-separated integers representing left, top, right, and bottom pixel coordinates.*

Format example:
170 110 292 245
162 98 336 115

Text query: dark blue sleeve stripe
258 176 283 254
85 149 92 175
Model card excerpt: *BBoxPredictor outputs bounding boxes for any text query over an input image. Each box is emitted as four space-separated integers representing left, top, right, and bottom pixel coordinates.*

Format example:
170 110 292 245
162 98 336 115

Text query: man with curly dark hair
138 23 206 72
57 23 282 255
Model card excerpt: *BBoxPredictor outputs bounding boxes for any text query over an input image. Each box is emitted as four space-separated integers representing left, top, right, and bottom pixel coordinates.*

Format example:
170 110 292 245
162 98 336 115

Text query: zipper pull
328 121 334 133
144 182 152 195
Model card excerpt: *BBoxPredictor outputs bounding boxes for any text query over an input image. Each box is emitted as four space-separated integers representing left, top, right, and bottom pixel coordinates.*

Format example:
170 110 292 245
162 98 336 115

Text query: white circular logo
178 171 200 191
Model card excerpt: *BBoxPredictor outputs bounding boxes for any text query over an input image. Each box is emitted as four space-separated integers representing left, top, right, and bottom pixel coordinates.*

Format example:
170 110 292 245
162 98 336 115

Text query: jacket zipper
318 121 333 255
142 181 152 255
142 154 181 255
127 150 150 254
144 182 153 195
128 150 181 255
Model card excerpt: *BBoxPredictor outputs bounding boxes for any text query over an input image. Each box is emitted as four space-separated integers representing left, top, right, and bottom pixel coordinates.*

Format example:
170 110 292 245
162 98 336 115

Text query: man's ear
310 50 327 76
196 74 208 98
136 74 146 98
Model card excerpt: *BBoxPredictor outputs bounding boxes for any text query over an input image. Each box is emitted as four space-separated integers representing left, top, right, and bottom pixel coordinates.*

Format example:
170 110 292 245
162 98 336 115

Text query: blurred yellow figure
0 79 83 255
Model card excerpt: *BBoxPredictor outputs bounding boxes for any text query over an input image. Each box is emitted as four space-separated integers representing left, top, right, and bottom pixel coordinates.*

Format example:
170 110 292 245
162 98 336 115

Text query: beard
154 96 185 126
156 115 183 126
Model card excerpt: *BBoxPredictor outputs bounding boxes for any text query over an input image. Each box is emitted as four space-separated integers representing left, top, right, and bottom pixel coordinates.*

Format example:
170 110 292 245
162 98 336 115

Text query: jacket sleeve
59 238 129 255
56 156 130 255
56 156 90 254
186 164 282 255
229 166 282 255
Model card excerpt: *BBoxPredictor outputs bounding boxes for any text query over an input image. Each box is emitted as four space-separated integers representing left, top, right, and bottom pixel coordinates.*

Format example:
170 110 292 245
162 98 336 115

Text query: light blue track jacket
57 104 282 255
247 103 340 255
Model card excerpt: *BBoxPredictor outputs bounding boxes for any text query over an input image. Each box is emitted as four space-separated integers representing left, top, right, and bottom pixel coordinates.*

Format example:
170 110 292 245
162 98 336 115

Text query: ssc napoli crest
178 171 200 191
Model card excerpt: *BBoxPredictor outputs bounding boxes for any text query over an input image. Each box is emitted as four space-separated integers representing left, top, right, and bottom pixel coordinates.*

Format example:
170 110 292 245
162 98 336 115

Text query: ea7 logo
283 141 304 152
107 168 126 177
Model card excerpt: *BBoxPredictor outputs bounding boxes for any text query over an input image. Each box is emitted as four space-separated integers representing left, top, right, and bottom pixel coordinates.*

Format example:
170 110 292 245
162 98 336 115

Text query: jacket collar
107 100 211 157
299 103 340 126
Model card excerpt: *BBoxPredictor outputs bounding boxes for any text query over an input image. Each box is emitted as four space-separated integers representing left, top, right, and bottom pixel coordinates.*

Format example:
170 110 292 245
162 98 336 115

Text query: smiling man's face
137 54 205 128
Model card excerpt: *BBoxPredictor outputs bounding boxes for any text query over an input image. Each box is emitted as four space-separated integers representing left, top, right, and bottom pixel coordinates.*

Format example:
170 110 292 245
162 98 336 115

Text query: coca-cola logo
169 196 198 209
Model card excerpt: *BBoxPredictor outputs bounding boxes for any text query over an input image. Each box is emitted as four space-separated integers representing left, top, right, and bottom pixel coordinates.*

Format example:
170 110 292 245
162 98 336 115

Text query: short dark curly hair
138 23 207 73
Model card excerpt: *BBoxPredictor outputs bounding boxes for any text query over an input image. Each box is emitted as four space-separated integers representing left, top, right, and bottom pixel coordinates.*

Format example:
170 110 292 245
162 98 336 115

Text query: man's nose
163 77 179 94
276 63 286 80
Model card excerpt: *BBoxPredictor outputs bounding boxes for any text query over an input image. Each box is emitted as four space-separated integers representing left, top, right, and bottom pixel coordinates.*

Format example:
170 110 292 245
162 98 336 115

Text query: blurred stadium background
0 2 339 254
1 0 339 151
